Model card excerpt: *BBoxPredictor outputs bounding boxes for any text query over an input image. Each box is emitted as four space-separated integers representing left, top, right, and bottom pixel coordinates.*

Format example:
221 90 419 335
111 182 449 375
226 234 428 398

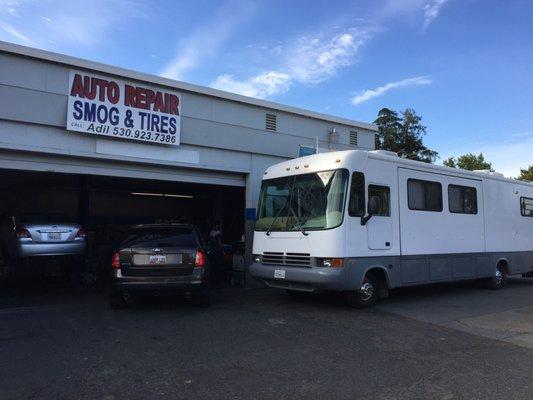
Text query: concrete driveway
0 277 532 399
377 277 533 349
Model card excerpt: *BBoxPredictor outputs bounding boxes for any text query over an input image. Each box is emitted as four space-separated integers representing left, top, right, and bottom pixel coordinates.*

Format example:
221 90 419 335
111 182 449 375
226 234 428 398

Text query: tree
374 108 438 163
443 153 492 171
517 165 533 181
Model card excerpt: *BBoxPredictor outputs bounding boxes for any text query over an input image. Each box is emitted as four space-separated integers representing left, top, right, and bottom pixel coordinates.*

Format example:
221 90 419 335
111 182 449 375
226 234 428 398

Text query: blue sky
0 0 532 177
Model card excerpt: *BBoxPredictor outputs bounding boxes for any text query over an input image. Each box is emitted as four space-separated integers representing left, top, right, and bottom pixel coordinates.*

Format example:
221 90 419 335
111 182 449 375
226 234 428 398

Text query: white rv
250 150 533 307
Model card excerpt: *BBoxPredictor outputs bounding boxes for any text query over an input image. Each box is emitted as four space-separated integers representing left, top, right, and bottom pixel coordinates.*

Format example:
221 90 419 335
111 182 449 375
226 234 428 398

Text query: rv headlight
254 255 262 263
321 258 344 268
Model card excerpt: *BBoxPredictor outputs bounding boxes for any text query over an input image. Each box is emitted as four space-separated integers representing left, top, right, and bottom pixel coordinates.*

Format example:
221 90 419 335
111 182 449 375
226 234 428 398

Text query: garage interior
0 168 246 285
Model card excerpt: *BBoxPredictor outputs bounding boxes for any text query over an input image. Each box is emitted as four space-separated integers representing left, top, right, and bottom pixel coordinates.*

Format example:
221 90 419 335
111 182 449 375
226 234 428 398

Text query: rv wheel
345 273 378 308
484 264 508 290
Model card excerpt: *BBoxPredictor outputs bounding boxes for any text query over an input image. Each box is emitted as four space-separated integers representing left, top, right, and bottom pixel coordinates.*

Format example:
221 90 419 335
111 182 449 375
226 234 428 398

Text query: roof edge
0 41 378 132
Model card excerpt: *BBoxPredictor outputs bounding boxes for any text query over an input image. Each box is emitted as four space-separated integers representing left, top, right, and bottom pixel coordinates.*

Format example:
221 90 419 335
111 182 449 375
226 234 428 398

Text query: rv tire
484 264 508 290
345 273 379 308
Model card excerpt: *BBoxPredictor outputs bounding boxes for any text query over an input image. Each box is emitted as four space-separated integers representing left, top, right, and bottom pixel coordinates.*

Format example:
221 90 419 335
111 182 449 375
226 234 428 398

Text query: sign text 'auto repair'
67 70 181 146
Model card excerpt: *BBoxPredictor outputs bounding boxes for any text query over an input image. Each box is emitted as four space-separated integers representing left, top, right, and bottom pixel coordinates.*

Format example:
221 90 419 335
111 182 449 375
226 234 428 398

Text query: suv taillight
16 229 31 239
75 228 86 238
195 249 206 267
112 251 121 269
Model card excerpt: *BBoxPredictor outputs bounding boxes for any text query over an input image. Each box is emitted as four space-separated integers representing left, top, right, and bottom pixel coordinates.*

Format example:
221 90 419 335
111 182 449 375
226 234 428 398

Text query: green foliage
374 108 438 163
442 157 457 168
517 165 533 181
443 153 492 171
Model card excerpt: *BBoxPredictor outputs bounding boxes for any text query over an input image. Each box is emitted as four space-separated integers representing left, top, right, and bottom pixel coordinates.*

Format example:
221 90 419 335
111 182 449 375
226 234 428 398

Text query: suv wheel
345 273 379 308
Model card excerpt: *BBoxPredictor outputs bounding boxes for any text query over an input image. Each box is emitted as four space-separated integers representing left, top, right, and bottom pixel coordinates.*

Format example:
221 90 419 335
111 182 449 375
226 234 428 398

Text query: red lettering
164 93 170 113
70 74 85 98
169 95 179 115
124 85 136 107
94 79 109 102
145 89 156 110
136 87 148 109
83 76 97 100
108 81 120 104
154 92 165 112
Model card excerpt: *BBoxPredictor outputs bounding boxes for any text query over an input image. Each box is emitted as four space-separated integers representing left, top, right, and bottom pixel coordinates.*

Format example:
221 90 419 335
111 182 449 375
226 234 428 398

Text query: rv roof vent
369 150 398 158
473 169 504 177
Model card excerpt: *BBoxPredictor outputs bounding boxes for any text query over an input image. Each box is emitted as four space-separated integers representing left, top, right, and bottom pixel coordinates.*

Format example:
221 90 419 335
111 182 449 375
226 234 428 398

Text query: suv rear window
122 228 198 248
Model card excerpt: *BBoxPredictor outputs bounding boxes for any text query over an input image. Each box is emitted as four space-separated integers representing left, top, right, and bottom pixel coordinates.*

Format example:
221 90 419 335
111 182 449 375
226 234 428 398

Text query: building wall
0 46 377 284
0 51 375 177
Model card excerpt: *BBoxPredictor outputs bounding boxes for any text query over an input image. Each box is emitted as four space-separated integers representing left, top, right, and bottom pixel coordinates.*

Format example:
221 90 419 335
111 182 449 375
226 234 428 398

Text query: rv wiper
265 178 295 236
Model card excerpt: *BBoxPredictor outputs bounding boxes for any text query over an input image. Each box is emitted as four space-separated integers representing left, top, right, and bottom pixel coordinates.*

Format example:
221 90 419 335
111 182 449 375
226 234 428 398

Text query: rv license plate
47 232 61 241
274 269 286 279
149 255 167 264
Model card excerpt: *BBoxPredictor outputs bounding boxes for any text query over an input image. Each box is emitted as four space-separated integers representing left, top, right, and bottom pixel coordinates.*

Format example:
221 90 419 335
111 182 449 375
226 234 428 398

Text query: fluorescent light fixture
164 194 194 199
131 192 163 197
131 192 194 199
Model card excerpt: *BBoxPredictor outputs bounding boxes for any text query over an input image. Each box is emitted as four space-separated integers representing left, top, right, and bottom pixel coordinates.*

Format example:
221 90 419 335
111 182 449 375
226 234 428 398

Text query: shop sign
67 70 181 146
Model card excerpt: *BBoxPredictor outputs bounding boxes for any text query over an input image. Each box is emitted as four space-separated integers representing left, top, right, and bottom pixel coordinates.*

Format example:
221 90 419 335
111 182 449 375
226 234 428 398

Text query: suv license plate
47 232 61 240
274 269 286 279
149 255 167 264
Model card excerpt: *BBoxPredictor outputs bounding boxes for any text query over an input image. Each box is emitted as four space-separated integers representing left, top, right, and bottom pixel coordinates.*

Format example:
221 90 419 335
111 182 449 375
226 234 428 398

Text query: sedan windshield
255 169 348 231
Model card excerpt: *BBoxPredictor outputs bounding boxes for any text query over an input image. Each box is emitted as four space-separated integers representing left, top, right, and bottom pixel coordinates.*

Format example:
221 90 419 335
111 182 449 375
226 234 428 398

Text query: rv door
366 185 393 250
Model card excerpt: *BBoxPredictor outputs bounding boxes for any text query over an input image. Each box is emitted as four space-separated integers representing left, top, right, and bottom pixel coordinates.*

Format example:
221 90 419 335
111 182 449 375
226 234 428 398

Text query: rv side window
407 179 442 212
521 197 533 217
449 185 478 214
348 172 365 217
368 185 390 216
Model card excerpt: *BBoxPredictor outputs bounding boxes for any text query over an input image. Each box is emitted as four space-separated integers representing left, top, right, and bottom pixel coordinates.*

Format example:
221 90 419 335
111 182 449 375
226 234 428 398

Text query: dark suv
109 224 210 309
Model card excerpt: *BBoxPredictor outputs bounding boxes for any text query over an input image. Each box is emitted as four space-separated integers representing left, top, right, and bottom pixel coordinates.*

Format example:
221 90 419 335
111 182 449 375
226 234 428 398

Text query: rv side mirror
361 195 380 226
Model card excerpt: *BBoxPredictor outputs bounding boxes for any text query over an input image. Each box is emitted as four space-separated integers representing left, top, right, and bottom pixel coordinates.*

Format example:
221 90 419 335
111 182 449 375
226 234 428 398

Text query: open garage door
0 168 245 285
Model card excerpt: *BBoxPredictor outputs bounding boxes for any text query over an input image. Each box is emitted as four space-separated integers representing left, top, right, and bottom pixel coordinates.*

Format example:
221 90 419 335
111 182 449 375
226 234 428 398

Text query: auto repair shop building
0 41 377 284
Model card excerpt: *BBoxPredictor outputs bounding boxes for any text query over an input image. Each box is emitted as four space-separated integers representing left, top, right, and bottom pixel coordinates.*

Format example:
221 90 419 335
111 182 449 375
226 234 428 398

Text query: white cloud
0 22 32 43
159 1 256 81
40 16 52 23
287 30 373 84
423 0 448 29
380 0 449 29
210 27 376 99
351 75 432 105
211 72 292 99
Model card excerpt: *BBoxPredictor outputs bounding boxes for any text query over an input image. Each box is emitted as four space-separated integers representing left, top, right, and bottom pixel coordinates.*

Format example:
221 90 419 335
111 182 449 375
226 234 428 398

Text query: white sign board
67 70 181 146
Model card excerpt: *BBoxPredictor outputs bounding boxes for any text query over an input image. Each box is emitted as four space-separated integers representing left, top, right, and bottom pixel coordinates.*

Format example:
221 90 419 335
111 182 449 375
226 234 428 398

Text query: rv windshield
255 169 348 231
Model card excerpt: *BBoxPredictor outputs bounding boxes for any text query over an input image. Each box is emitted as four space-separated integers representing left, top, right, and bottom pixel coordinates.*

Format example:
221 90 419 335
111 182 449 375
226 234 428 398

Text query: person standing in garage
209 221 225 287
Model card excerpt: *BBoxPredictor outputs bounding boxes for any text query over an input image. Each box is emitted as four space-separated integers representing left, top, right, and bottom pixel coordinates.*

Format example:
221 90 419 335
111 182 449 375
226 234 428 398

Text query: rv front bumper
250 262 347 292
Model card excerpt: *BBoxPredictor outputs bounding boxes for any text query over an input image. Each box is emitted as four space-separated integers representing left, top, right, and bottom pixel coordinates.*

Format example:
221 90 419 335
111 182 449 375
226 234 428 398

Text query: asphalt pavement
0 279 532 400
